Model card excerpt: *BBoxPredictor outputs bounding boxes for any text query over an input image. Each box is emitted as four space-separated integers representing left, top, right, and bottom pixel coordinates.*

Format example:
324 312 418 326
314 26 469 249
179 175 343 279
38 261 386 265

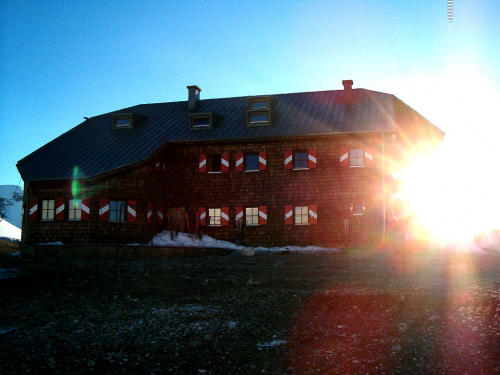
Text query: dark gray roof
17 88 441 181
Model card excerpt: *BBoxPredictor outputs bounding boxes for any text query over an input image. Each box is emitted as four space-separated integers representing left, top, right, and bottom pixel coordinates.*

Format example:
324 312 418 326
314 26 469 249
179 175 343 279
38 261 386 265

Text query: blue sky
1 0 499 236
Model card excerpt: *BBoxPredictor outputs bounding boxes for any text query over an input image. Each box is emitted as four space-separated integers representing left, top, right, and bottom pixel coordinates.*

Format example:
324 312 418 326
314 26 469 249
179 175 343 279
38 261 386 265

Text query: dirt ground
1 246 500 375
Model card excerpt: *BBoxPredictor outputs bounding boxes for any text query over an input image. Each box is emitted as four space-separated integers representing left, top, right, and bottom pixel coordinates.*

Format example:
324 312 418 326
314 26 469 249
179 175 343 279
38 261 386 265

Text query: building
17 81 444 248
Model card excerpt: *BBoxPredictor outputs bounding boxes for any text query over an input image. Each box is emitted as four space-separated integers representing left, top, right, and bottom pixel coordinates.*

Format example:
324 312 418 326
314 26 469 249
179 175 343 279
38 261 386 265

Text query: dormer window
249 112 269 123
189 113 217 130
112 112 146 129
250 100 268 109
247 96 274 127
113 114 132 129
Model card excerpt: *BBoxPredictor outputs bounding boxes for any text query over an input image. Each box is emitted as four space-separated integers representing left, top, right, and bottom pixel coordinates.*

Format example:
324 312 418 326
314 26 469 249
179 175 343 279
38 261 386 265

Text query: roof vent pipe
342 80 353 101
187 85 201 110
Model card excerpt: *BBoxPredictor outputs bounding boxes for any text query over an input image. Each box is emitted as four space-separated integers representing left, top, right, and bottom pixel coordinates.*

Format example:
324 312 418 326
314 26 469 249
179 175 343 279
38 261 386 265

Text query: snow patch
130 230 341 253
257 340 287 348
0 219 21 241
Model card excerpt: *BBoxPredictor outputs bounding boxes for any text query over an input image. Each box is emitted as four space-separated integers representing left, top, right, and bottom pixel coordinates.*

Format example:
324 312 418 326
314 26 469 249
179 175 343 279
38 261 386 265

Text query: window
109 200 126 222
350 149 364 166
193 118 210 127
250 100 268 109
189 113 213 130
112 114 132 129
245 207 259 225
247 96 273 127
249 113 269 123
41 199 55 221
295 206 309 225
246 155 259 171
209 208 221 226
294 152 308 169
285 150 316 169
353 204 365 215
209 155 222 173
199 154 229 173
68 199 82 221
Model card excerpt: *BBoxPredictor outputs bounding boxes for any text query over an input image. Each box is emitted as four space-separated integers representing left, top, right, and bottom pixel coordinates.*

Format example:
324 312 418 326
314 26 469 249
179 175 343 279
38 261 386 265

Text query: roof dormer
246 96 275 127
112 113 146 129
189 112 222 131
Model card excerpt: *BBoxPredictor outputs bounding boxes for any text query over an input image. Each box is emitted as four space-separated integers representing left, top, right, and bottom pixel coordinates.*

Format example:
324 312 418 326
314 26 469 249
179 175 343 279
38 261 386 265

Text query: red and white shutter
221 153 230 172
29 199 38 221
157 204 164 225
81 198 90 220
340 147 349 167
147 202 154 224
235 153 244 172
199 154 207 173
308 149 317 169
155 158 160 172
162 161 167 174
198 207 207 226
127 200 136 223
364 147 373 166
258 206 267 225
284 150 293 169
56 198 65 221
285 205 293 225
309 205 318 224
99 199 109 221
235 206 244 223
259 152 267 170
221 207 229 226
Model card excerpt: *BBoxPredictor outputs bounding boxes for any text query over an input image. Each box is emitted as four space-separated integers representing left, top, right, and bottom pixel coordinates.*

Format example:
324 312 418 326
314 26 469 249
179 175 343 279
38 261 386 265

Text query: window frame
294 151 309 170
207 154 222 173
67 198 82 221
294 206 309 225
112 114 133 129
349 148 365 167
245 154 260 172
246 96 273 127
208 208 222 226
41 199 55 221
109 200 126 222
353 204 365 216
245 207 260 226
189 113 213 130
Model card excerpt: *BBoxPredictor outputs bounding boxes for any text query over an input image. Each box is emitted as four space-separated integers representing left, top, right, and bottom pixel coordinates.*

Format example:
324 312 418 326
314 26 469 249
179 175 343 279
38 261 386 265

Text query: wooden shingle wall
24 133 395 247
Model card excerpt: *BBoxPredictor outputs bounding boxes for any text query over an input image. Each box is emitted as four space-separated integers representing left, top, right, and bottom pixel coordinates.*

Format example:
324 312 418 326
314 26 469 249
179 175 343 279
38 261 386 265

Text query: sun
397 150 472 243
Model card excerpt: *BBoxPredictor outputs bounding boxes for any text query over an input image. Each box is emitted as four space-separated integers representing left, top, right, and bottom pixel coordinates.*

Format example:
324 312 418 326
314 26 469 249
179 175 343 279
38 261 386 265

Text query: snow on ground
0 219 21 241
133 230 340 254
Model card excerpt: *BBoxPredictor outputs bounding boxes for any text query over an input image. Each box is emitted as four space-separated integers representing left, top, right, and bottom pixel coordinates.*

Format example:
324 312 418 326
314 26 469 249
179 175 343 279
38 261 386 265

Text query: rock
241 248 255 257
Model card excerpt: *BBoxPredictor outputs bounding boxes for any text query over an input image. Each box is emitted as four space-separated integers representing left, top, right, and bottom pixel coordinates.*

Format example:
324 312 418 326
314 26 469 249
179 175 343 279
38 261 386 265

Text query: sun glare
397 144 498 245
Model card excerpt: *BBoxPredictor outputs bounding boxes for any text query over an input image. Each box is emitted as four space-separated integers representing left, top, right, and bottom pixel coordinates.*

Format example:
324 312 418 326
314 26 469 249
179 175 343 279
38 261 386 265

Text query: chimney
342 80 353 102
187 85 201 110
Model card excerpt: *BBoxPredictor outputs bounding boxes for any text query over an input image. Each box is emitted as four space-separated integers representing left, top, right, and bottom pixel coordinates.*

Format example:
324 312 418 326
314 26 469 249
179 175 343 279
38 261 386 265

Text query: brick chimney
187 85 201 110
342 80 353 101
